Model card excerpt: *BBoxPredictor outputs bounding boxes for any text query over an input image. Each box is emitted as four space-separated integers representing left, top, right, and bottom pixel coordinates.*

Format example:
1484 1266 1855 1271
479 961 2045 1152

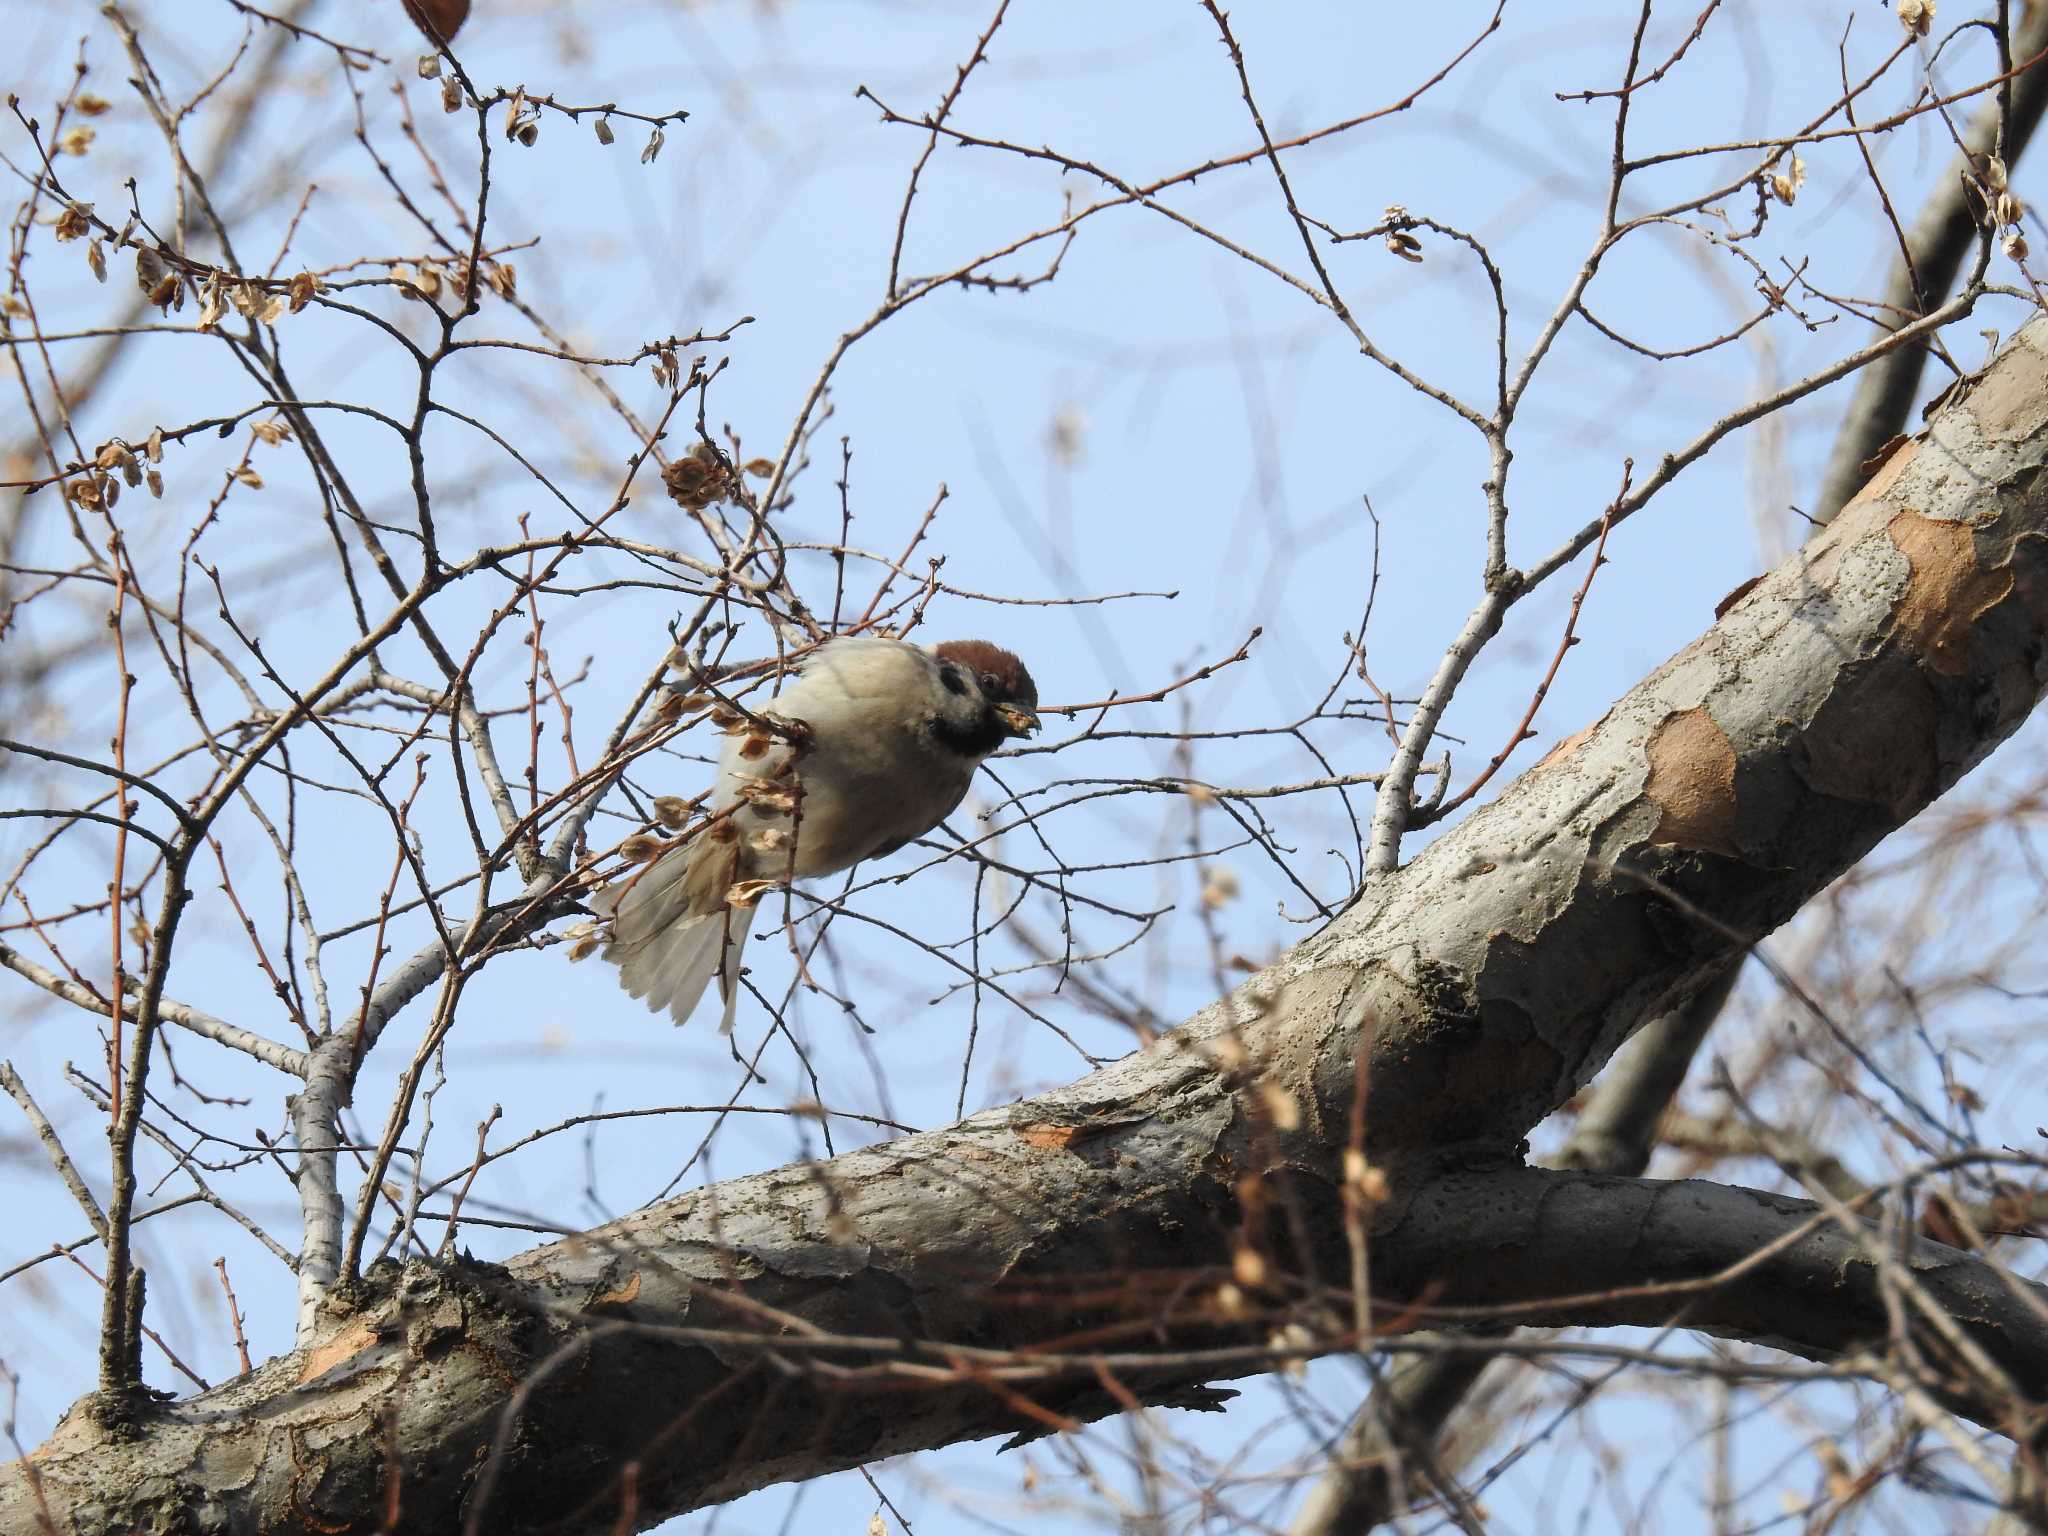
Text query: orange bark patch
592 1271 642 1309
1013 1123 1083 1153
1536 720 1597 770
297 1321 380 1383
1644 708 1739 856
1887 510 2011 677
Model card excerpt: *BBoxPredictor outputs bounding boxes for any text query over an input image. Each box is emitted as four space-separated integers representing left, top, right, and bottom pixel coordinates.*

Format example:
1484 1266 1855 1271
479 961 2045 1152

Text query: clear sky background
4 2 2046 1531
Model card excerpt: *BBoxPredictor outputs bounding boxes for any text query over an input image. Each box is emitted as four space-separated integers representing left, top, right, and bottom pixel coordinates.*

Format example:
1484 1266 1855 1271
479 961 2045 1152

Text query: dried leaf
594 116 615 146
403 0 470 43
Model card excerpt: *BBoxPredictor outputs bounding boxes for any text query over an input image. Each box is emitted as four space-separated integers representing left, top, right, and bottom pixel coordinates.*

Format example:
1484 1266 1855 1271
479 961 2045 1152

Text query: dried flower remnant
1769 154 1806 206
594 116 615 146
662 440 738 510
53 203 91 242
1897 0 1935 37
55 126 94 156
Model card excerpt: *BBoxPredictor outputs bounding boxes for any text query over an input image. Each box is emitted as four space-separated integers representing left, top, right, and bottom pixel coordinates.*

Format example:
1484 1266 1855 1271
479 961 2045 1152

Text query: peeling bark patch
1798 657 1937 817
1014 1123 1084 1153
591 1271 641 1308
1713 573 1765 620
1536 720 1597 770
1888 510 2012 677
296 1321 379 1383
1644 709 1739 856
1970 350 2048 441
1842 433 1920 511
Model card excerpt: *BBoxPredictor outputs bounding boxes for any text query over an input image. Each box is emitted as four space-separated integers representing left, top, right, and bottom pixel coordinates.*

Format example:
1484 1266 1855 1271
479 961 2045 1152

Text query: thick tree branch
5 314 2048 1534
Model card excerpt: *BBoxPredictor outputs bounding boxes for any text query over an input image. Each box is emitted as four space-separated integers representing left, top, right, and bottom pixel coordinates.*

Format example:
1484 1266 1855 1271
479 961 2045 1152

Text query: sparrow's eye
939 662 970 697
978 672 1000 698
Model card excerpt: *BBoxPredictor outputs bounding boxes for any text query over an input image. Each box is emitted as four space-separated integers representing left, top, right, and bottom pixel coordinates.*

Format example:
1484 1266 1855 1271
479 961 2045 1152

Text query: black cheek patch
939 662 970 697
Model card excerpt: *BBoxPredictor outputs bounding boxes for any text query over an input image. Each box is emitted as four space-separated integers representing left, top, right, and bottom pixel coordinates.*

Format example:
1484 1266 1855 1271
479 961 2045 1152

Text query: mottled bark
6 316 2048 1535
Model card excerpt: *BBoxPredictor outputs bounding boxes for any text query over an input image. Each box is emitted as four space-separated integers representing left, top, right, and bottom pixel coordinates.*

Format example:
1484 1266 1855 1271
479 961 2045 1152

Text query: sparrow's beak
997 703 1041 739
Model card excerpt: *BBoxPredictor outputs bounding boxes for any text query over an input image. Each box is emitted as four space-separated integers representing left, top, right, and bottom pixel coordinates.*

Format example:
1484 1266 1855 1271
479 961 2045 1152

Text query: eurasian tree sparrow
593 636 1041 1030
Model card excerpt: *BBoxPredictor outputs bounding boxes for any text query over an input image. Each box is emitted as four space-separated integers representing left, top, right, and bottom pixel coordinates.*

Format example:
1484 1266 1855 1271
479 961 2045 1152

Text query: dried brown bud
1385 230 1424 263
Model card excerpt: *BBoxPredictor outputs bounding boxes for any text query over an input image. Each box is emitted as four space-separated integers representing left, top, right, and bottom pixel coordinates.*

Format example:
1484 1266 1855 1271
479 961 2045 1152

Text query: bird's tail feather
594 845 755 1029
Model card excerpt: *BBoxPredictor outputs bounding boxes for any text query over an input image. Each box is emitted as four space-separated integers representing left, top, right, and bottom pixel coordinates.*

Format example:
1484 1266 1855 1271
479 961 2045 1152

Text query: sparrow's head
931 639 1041 750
